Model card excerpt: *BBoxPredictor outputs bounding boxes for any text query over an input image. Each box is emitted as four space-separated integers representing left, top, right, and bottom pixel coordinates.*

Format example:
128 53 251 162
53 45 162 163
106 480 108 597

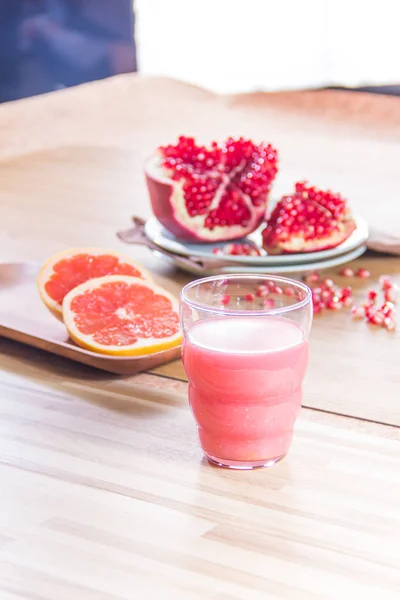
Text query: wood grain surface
0 362 400 600
1 75 400 599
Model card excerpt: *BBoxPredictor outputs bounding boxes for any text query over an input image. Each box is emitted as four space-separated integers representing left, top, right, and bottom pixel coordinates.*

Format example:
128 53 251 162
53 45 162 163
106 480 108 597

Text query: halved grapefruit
62 275 182 356
38 248 152 319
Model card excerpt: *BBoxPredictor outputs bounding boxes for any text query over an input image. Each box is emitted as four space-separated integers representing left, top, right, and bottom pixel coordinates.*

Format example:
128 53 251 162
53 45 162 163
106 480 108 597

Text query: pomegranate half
262 181 356 254
145 136 278 242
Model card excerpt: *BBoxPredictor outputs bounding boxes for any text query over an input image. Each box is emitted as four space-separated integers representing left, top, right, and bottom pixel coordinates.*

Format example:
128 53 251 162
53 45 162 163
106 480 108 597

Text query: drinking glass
180 274 313 469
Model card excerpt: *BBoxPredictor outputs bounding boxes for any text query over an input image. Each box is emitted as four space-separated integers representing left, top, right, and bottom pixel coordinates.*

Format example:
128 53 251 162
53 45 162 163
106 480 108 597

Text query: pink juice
182 316 309 466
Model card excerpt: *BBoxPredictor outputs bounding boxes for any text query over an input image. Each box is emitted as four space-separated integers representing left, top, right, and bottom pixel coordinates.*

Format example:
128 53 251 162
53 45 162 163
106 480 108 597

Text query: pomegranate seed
357 268 370 279
384 318 396 331
244 293 255 301
305 271 320 285
296 291 303 301
264 299 275 309
340 267 354 277
274 286 283 295
340 286 352 300
364 302 376 315
367 290 378 302
382 302 395 316
323 278 335 289
284 287 295 297
313 302 323 314
256 285 269 298
328 299 343 310
219 243 262 257
321 290 332 302
213 248 222 255
384 288 397 303
365 311 375 323
257 289 269 298
221 294 230 305
267 281 277 291
351 306 364 319
363 299 375 310
159 136 278 239
379 275 393 290
370 312 384 326
263 181 353 254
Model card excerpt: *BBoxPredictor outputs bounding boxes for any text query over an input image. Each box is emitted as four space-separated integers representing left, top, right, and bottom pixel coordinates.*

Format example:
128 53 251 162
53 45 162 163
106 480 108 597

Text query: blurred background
0 0 399 102
0 0 136 102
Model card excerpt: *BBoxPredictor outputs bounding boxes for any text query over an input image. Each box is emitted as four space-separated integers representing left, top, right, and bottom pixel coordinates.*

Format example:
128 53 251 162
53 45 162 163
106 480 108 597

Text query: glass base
206 453 286 470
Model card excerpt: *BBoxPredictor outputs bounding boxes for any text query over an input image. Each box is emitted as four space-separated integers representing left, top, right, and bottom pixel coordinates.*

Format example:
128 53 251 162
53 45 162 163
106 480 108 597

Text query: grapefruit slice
38 248 152 319
62 275 182 356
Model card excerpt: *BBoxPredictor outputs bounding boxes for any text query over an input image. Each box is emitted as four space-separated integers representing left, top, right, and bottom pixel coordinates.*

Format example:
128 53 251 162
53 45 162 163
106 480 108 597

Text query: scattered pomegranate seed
384 288 397 303
371 312 384 326
382 302 395 316
384 318 396 331
303 269 398 331
284 287 295 297
221 294 230 305
264 299 275 309
340 286 352 303
305 272 320 285
267 281 277 291
217 243 262 257
340 286 352 298
244 293 255 302
328 298 343 310
379 275 393 290
365 305 376 322
363 299 375 310
321 290 332 302
312 294 321 307
274 286 283 295
323 278 335 289
256 285 269 298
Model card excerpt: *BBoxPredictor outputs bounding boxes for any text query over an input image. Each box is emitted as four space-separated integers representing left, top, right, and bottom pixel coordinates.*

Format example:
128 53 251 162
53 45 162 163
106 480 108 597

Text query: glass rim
180 274 312 317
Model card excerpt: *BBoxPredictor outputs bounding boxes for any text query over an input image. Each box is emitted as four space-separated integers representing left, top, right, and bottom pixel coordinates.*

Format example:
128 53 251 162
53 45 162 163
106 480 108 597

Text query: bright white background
135 0 400 93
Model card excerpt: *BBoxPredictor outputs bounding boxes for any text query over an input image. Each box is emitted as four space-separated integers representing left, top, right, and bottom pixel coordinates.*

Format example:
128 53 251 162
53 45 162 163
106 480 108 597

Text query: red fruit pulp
145 136 278 242
262 181 356 254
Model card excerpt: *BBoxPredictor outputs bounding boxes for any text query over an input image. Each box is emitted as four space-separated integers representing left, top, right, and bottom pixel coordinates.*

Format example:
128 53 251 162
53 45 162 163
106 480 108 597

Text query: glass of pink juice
180 275 312 469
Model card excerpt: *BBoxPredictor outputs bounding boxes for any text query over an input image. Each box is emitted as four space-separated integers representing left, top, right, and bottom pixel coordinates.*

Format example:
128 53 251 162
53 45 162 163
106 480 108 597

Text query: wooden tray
0 263 181 375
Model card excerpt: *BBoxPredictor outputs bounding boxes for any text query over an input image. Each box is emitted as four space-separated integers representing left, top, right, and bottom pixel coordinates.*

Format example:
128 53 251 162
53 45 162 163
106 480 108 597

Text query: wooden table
1 75 400 599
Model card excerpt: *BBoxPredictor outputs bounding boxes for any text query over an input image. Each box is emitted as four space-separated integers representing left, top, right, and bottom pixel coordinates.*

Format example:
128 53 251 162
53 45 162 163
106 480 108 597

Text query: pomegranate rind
37 248 152 320
144 148 272 242
62 275 182 357
263 219 356 254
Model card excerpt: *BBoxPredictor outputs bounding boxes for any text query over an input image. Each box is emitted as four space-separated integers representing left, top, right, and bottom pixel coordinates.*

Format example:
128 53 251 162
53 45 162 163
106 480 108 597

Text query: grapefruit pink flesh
62 275 182 356
38 248 151 319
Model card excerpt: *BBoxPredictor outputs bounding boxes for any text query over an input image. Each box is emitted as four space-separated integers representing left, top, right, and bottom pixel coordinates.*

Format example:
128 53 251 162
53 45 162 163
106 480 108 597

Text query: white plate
152 244 367 277
145 216 369 266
